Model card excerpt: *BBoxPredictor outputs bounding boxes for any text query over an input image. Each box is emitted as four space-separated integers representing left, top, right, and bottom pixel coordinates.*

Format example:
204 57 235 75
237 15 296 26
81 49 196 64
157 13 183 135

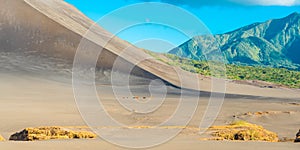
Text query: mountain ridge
169 12 300 70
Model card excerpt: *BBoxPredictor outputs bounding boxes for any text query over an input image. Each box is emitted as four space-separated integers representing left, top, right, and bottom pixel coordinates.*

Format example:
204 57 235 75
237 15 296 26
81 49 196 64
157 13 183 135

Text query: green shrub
153 53 300 88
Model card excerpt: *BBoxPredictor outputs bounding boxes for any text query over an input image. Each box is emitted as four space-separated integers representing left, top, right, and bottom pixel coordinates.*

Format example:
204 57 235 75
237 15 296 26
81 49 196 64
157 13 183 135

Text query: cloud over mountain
235 0 300 6
135 0 300 7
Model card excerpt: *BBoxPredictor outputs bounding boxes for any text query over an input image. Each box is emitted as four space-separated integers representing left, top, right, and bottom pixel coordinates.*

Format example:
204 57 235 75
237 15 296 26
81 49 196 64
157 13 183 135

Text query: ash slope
0 0 199 88
1 0 299 98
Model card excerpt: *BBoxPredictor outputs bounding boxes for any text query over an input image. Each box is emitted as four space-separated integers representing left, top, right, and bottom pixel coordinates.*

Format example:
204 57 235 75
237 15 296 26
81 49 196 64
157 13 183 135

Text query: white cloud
137 0 300 7
232 0 300 6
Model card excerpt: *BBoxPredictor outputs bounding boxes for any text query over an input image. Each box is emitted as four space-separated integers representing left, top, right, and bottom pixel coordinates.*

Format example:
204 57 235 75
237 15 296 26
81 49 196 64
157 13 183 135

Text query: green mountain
169 12 300 70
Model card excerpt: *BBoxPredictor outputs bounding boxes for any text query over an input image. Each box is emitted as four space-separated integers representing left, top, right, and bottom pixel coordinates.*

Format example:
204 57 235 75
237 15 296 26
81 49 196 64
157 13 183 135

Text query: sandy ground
0 72 299 149
1 0 299 149
0 139 299 150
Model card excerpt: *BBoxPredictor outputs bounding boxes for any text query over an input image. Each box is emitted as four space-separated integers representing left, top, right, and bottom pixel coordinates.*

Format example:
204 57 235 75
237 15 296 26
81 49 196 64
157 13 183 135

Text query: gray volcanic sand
1 0 300 149
0 72 299 150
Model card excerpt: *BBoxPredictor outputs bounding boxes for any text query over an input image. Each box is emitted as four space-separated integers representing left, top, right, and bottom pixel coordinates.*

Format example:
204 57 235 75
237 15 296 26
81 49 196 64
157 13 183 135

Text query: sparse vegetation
0 135 5 141
147 51 300 88
243 111 296 116
209 121 278 142
295 129 300 143
9 127 97 141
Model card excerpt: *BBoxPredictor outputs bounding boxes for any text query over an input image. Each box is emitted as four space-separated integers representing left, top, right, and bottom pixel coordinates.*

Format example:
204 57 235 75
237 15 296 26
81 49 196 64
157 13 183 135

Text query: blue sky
65 0 300 52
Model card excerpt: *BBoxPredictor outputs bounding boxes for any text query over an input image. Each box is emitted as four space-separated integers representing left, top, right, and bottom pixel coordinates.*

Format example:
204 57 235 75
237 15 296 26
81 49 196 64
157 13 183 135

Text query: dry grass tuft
209 121 278 142
9 126 97 141
243 111 295 116
0 135 5 141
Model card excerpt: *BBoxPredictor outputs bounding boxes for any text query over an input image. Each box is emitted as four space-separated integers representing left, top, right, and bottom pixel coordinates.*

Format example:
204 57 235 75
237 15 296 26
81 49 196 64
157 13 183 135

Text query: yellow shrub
0 135 5 141
9 126 97 141
210 121 278 142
